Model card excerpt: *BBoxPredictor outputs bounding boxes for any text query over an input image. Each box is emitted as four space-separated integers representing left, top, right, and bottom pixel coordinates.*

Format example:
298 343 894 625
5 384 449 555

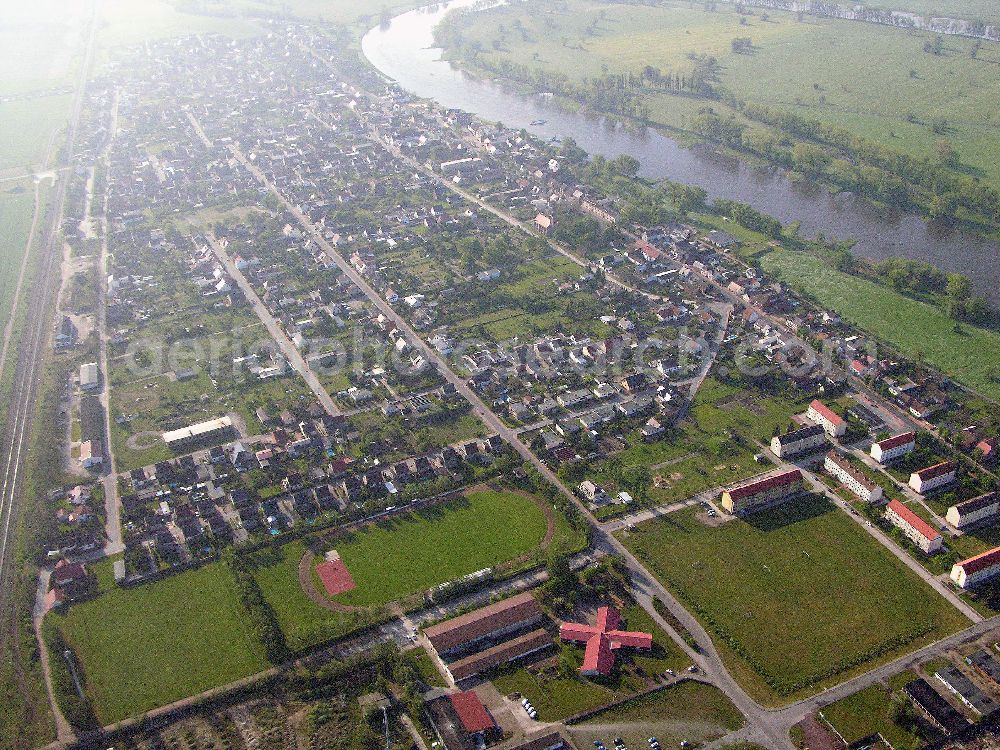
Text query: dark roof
774 423 825 445
448 628 553 681
968 650 1000 685
726 468 802 502
953 492 998 515
424 592 541 653
904 678 969 735
914 461 956 481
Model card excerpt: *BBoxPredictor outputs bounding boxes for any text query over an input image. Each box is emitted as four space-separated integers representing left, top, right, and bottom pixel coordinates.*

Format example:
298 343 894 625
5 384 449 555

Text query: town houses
908 461 957 495
870 431 916 464
771 423 826 459
720 468 804 515
951 547 1000 589
946 492 1000 530
806 399 847 438
884 499 942 554
824 450 883 503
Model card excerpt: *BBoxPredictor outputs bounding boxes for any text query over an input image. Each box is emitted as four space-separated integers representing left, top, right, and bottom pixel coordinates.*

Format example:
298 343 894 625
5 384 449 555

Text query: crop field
760 248 1000 400
49 563 268 724
455 0 1000 184
569 682 744 750
325 489 550 607
619 499 969 704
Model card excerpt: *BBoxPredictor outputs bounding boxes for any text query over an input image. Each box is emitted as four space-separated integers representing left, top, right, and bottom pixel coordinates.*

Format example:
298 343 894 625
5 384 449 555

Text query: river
361 1 1000 302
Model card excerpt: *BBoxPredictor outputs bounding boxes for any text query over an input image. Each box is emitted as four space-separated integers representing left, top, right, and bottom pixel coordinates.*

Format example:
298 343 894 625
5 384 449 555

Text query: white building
79 362 100 391
770 423 826 459
946 492 999 530
951 547 1000 589
885 499 942 554
908 461 957 495
870 432 916 464
824 451 883 503
806 399 847 438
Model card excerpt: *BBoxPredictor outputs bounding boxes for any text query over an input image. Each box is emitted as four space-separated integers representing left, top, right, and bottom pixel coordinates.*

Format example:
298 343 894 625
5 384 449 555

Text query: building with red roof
720 468 804 516
50 559 96 604
559 605 652 677
885 499 942 554
448 691 496 734
871 432 916 464
807 399 847 437
951 547 1000 589
908 461 957 495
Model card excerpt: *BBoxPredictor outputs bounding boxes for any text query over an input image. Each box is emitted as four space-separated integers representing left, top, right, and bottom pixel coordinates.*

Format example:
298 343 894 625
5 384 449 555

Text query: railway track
0 0 97 710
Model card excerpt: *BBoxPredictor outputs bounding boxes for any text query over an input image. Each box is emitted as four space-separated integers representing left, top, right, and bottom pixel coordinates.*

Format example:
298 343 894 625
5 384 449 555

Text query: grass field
760 247 1000 400
50 563 268 724
0 187 37 334
619 498 969 704
569 682 744 750
327 490 549 607
592 377 808 515
453 0 1000 185
820 683 927 749
248 541 378 652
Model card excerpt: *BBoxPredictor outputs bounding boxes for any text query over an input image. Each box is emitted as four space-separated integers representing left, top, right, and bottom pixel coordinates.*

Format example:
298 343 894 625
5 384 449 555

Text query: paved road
221 131 802 747
204 233 342 417
96 90 124 556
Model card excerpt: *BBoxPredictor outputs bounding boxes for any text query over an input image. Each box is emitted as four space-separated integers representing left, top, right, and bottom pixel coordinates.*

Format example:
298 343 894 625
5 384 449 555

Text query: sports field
49 563 268 724
760 248 1000 401
619 498 969 704
249 541 376 652
327 489 550 607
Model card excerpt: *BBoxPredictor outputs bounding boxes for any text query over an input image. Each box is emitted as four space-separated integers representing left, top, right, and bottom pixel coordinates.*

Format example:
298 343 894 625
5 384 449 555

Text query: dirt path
297 551 358 613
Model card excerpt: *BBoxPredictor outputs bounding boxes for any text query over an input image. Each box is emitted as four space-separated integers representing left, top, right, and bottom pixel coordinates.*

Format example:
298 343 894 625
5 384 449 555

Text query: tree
945 272 972 319
611 153 641 178
791 142 830 175
935 139 959 168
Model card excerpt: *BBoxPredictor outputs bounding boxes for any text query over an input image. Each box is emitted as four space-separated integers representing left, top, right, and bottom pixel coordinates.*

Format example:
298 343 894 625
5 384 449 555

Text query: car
687 664 698 673
648 739 659 747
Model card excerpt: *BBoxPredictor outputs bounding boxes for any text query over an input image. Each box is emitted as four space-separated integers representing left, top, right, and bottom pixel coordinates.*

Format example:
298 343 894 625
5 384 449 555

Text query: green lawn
0 187 36 335
570 682 744 749
49 563 268 724
453 0 1000 185
820 684 928 749
619 498 970 704
328 490 549 607
760 248 1000 401
493 669 614 721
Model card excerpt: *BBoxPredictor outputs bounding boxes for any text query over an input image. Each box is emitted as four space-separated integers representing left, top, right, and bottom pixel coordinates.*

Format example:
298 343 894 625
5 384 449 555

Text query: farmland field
326 489 550 607
619 498 969 704
760 247 1000 401
450 0 1000 184
49 563 268 724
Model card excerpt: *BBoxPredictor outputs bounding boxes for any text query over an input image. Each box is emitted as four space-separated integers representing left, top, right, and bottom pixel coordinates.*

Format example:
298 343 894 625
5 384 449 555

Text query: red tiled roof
876 432 916 451
560 605 652 677
426 592 541 653
914 461 956 481
809 399 845 427
449 691 495 734
52 560 87 585
887 499 940 542
448 628 553 681
726 469 803 502
956 546 1000 576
